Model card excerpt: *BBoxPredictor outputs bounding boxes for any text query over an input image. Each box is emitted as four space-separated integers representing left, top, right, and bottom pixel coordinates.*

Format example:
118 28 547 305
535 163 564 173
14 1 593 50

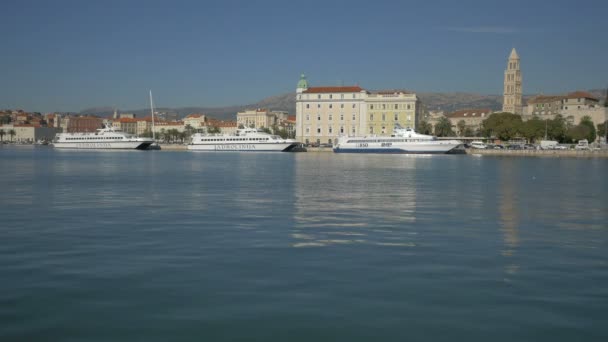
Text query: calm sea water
1 146 607 341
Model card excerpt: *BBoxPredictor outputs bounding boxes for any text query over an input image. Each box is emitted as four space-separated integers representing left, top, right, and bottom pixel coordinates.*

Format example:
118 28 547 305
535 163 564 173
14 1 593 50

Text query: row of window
304 126 356 135
305 103 357 109
64 137 123 140
305 114 358 121
370 114 412 121
200 138 270 142
369 104 412 110
298 94 359 100
347 139 426 143
506 73 519 82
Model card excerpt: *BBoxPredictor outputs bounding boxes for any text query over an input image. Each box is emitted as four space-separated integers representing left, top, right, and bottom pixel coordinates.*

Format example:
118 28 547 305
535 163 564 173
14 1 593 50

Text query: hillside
80 89 606 120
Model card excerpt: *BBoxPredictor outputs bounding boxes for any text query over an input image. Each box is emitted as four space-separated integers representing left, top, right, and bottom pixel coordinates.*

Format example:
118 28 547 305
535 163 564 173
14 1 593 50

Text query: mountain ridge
80 89 606 121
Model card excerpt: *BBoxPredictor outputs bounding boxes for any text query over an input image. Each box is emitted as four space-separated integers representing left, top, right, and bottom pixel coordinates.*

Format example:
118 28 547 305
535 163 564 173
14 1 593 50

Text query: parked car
540 140 558 150
553 145 567 150
507 144 523 150
493 144 505 149
524 144 536 150
575 139 590 150
470 141 487 149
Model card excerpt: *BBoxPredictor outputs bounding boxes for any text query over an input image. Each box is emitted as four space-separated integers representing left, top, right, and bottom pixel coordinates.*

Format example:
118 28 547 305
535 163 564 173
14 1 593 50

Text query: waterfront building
296 85 367 145
236 108 279 128
205 118 238 135
523 91 607 128
503 48 523 114
295 75 423 144
183 114 207 130
446 108 493 135
136 117 153 136
153 121 186 136
0 124 60 143
112 118 138 135
365 90 421 135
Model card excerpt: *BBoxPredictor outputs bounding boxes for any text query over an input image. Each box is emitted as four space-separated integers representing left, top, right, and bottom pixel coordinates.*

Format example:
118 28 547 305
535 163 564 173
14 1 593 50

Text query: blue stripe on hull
333 148 450 154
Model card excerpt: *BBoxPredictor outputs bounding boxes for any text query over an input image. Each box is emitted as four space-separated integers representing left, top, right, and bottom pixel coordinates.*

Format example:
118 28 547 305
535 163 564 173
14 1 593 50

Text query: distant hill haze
80 89 607 121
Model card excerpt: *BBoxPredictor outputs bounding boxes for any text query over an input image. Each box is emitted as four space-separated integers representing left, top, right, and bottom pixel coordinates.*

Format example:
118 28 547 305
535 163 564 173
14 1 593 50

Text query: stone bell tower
502 48 522 114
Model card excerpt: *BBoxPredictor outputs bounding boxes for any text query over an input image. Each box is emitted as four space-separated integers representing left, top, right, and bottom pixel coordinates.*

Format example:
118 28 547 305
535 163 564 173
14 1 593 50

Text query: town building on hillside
503 48 523 114
446 108 493 135
366 90 421 135
523 91 607 127
67 116 103 133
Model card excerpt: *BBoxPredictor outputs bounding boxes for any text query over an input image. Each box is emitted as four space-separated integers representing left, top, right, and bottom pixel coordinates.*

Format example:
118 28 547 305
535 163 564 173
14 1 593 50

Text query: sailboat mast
149 90 156 141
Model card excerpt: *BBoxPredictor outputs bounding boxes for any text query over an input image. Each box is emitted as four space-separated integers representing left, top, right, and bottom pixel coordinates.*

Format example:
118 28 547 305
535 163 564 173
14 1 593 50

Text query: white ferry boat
188 128 299 152
333 124 462 154
53 126 154 150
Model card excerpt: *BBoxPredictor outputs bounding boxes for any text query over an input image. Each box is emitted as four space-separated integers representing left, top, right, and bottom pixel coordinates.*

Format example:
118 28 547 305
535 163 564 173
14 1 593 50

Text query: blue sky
1 0 606 112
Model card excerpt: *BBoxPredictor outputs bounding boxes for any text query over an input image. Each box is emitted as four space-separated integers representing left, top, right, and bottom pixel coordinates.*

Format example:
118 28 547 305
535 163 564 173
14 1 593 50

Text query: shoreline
466 148 608 158
4 144 608 157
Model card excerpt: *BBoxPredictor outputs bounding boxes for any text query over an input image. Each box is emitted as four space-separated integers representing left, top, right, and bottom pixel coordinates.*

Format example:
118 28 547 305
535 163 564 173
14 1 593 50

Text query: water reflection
498 160 520 278
292 154 421 248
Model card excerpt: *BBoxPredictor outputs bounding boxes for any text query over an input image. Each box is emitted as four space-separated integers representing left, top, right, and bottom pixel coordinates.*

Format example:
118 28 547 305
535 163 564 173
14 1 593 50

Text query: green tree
566 125 590 143
272 125 289 139
140 129 153 138
547 115 568 142
417 120 433 135
579 116 596 142
463 127 474 137
456 120 466 137
597 121 607 142
481 112 523 141
434 117 454 137
259 127 272 134
8 129 16 142
0 129 5 142
207 126 221 134
521 117 546 143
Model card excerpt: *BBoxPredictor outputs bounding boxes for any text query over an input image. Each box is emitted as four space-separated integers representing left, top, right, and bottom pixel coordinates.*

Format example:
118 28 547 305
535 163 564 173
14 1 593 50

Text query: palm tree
457 120 467 137
0 129 5 142
434 117 454 137
8 129 16 142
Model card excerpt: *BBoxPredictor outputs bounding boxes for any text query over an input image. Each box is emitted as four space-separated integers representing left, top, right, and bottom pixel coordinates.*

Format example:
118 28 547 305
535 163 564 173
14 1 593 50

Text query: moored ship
333 124 462 154
188 128 300 152
53 126 154 150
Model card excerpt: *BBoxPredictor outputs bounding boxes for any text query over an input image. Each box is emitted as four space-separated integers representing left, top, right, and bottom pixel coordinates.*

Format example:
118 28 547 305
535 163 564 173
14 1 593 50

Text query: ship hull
187 142 298 152
53 141 153 150
333 141 462 154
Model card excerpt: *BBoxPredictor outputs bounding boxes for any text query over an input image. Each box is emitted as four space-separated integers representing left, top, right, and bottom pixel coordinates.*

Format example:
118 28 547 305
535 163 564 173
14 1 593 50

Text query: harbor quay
155 144 608 157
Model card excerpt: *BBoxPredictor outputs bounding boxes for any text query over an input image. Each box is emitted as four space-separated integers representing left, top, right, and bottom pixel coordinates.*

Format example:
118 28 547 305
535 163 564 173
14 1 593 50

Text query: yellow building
366 90 421 135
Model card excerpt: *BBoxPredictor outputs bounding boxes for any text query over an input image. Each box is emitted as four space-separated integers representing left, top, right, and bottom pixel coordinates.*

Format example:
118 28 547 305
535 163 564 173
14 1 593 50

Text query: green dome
297 73 308 89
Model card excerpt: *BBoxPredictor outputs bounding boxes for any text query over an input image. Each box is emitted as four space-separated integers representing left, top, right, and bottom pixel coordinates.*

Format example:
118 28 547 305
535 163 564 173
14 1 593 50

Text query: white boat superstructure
188 128 299 152
333 124 462 154
53 126 154 150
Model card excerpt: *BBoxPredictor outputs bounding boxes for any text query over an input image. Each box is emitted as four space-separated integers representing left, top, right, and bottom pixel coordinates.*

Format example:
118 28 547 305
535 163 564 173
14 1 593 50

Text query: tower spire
502 48 522 114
